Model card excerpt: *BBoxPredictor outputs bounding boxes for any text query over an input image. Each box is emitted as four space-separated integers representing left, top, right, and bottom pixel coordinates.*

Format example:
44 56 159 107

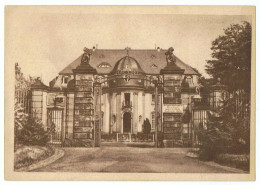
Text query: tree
16 115 49 146
198 96 250 160
143 118 151 134
15 63 49 146
14 100 28 145
205 21 251 93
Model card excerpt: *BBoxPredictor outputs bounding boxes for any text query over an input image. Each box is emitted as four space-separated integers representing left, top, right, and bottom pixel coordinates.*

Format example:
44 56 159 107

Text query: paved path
33 143 241 173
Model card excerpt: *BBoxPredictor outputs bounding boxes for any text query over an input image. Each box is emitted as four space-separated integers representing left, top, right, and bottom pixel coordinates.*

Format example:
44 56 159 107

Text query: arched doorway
123 112 131 133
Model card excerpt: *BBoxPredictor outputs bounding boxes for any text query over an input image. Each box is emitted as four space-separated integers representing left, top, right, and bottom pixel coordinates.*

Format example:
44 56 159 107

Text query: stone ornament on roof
125 47 131 56
165 47 176 65
81 47 92 64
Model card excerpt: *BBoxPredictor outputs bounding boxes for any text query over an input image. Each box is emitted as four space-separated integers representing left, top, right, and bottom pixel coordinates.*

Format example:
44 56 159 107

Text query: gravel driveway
33 143 242 173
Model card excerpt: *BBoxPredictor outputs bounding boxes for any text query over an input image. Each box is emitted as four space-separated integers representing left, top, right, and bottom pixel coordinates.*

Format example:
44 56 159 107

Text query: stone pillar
133 92 138 134
144 93 152 122
137 92 143 133
72 60 97 143
31 78 48 129
42 91 47 128
103 93 110 133
66 92 74 139
94 82 102 147
116 93 121 133
31 90 43 122
142 92 145 132
210 78 228 111
160 60 185 143
111 92 117 133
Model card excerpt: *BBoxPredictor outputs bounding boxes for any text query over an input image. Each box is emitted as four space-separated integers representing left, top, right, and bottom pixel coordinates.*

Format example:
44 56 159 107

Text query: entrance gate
47 108 63 145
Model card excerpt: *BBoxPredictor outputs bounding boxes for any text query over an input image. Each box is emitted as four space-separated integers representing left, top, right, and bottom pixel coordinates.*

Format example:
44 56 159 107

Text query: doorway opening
123 112 131 133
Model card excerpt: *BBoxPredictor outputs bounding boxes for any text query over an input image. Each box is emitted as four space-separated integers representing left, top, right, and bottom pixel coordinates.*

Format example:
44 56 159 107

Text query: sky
5 6 251 84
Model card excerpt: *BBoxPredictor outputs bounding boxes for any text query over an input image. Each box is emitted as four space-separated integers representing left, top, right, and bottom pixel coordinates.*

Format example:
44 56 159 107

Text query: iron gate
47 108 64 145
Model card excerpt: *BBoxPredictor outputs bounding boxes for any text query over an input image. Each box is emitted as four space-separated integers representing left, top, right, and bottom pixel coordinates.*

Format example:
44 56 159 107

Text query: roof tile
59 49 199 75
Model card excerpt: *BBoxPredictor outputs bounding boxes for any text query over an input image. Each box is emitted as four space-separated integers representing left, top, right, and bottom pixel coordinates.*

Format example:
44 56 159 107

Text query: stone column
116 92 122 133
42 91 47 128
142 92 145 132
31 90 43 123
137 92 143 133
133 92 138 134
103 93 110 133
31 79 48 129
65 92 74 139
111 92 117 133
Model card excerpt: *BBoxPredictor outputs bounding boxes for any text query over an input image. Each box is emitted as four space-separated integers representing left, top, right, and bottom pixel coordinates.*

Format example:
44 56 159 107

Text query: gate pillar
94 82 102 147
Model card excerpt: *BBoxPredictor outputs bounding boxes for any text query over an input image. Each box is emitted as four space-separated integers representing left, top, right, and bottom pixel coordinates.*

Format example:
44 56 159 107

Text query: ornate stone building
31 47 206 145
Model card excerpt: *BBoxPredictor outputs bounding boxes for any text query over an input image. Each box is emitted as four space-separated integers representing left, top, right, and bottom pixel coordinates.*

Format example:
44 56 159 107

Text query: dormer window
98 62 111 68
63 76 69 84
99 54 105 58
151 64 158 68
186 76 193 84
151 54 156 59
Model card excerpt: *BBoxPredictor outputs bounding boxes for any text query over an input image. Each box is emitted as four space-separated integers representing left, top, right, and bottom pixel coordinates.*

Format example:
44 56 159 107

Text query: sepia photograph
4 5 255 181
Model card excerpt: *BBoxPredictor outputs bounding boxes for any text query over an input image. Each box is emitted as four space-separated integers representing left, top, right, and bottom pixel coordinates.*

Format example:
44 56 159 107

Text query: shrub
16 116 49 146
63 138 93 147
101 133 117 141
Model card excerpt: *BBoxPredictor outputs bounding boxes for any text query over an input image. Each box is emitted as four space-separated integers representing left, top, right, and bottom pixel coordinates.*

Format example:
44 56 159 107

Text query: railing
49 132 62 145
15 89 31 114
122 101 132 109
116 133 155 142
192 98 210 110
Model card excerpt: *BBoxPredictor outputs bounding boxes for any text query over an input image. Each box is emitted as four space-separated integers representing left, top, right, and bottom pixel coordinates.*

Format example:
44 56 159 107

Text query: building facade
31 47 208 145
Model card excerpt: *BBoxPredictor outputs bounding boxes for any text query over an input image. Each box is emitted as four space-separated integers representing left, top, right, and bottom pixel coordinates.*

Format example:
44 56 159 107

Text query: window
124 93 130 106
151 64 158 68
63 76 69 84
150 54 156 59
186 76 193 84
98 62 111 68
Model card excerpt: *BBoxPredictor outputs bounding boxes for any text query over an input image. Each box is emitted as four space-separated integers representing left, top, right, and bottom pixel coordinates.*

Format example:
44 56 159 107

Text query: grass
14 145 54 170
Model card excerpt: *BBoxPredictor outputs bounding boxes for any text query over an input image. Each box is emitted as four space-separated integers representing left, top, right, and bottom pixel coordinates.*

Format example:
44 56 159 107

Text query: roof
59 49 200 75
111 55 145 74
31 78 48 90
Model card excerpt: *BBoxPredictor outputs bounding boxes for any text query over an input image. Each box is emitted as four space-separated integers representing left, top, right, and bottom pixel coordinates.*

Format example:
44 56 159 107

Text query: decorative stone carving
165 47 176 65
81 47 92 64
125 47 131 56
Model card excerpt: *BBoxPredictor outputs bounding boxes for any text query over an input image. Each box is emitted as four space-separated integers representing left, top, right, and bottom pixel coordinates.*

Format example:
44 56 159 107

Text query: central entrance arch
123 112 131 133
